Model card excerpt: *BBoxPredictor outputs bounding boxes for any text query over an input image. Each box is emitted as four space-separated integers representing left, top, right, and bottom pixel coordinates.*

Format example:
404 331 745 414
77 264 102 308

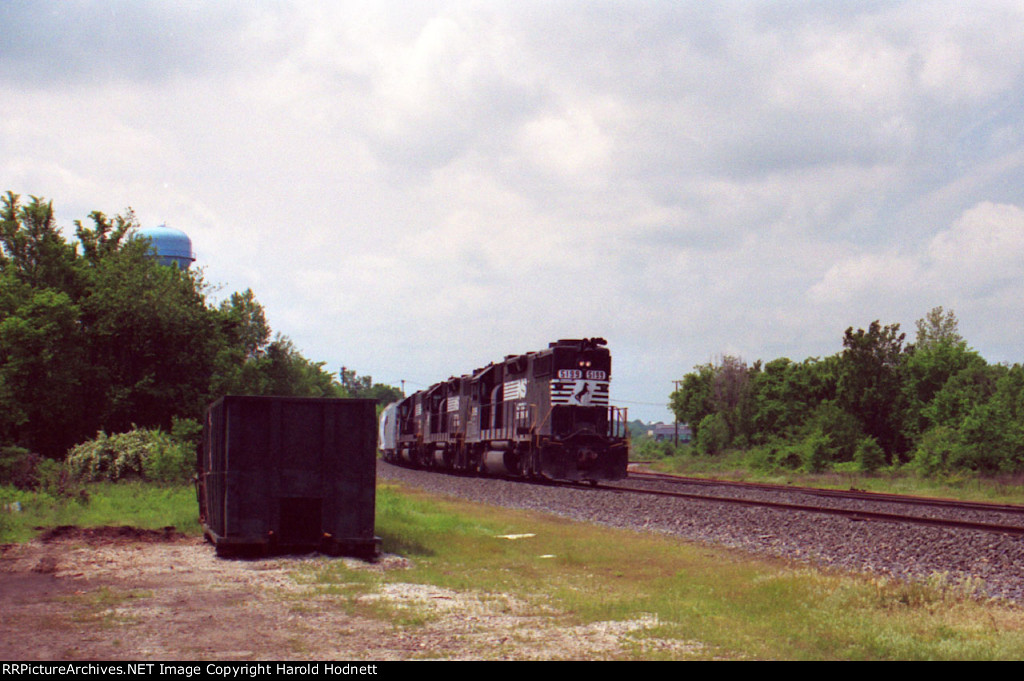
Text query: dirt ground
0 527 700 661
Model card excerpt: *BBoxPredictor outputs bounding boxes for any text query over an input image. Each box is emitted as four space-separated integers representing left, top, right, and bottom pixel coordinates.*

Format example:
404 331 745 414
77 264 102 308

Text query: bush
66 431 145 481
142 434 195 484
854 436 886 473
745 442 803 472
800 428 833 473
803 402 864 463
910 427 958 475
170 417 203 452
696 413 731 455
65 428 195 484
0 446 86 501
35 458 87 500
0 446 43 490
631 437 690 460
630 437 659 460
745 444 776 472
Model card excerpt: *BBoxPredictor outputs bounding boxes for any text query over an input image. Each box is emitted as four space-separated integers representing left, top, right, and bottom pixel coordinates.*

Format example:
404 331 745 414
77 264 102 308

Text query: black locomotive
379 338 629 482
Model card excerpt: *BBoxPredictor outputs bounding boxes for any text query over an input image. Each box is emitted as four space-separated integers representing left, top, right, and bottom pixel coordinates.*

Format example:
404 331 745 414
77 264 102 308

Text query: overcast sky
3 1 1024 423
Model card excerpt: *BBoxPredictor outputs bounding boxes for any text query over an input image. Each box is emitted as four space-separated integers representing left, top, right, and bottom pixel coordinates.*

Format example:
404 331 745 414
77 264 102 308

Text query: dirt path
0 528 698 661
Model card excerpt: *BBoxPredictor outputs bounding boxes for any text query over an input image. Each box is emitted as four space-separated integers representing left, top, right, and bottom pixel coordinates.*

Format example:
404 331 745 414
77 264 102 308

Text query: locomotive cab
534 338 628 481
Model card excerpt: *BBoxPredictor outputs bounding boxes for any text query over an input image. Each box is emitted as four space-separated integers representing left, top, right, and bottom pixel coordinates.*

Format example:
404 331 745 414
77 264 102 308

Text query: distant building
136 224 195 268
648 422 691 443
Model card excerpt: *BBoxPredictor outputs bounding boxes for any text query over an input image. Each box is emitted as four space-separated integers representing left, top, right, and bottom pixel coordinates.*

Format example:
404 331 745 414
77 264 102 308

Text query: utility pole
672 380 681 447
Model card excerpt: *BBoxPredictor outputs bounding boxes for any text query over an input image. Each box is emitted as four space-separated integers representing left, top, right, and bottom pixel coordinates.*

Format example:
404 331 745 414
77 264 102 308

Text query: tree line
0 192 400 460
670 307 1024 474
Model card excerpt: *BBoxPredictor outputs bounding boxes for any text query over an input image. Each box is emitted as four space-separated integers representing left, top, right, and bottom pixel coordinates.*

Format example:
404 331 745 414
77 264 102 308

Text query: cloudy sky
3 1 1024 423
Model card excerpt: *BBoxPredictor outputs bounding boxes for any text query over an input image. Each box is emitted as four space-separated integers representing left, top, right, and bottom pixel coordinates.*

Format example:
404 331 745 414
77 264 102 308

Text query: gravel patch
0 532 700 660
379 461 1024 603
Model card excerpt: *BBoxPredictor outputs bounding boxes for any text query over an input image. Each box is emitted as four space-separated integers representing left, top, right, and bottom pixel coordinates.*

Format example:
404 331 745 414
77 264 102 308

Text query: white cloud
805 200 1024 362
806 200 1024 307
808 252 923 304
4 1 1024 421
928 201 1024 281
518 106 613 184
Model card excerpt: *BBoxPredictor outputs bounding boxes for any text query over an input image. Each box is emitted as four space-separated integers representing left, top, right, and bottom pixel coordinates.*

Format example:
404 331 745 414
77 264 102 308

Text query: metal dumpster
198 396 380 558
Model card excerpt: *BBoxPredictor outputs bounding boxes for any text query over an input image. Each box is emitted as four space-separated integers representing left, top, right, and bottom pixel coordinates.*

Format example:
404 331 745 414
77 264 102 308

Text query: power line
614 398 671 407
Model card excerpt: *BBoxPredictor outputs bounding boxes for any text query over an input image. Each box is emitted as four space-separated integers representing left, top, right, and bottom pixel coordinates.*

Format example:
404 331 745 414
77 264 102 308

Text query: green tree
800 401 865 464
209 288 272 398
948 365 1024 472
915 306 964 349
0 288 88 456
922 362 1001 433
79 236 221 433
0 191 365 458
750 357 798 439
220 289 270 360
908 361 1012 472
75 209 135 265
750 356 839 443
0 192 81 294
339 366 372 396
901 308 984 447
1 193 90 455
854 436 886 473
225 335 341 398
669 363 717 442
672 356 758 452
837 321 908 459
339 366 404 405
665 307 1024 473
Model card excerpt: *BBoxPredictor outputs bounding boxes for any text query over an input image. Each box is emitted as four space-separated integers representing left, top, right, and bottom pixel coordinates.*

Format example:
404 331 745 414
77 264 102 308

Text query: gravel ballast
379 461 1024 603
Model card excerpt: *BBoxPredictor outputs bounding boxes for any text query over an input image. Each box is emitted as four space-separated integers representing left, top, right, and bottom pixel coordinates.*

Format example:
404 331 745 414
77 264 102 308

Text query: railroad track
593 469 1024 537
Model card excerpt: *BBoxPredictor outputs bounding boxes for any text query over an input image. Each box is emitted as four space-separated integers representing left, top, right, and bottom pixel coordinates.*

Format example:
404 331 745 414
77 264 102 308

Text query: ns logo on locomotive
379 338 629 483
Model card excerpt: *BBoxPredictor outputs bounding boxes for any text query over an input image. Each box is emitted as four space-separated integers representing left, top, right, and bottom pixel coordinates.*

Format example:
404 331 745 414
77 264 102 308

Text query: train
379 338 629 483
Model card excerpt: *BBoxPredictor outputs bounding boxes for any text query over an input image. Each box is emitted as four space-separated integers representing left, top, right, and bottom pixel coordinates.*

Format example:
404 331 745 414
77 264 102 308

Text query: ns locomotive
379 338 629 482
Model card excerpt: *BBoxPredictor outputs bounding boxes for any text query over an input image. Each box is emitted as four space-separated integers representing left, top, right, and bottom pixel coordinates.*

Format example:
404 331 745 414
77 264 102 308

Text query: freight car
198 395 380 557
380 338 629 483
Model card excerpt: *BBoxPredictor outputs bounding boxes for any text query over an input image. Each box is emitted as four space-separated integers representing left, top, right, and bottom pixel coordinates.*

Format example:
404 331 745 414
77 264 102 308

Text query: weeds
0 481 200 542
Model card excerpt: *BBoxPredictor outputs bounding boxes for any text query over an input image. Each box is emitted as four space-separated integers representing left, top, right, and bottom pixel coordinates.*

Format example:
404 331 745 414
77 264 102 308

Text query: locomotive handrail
608 405 629 439
536 402 554 433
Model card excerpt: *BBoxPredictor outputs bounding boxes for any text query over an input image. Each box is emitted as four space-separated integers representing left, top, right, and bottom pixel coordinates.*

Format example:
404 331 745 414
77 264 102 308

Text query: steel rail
628 469 1024 516
595 480 1024 537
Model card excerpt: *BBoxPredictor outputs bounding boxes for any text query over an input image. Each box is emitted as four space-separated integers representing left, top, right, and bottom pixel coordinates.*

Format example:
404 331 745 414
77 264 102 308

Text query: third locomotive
380 338 629 483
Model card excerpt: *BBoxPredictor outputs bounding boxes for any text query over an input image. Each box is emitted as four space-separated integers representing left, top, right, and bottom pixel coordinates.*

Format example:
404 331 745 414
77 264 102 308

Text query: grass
3 478 1024 659
63 586 154 627
641 447 1024 505
364 483 1024 659
0 481 201 542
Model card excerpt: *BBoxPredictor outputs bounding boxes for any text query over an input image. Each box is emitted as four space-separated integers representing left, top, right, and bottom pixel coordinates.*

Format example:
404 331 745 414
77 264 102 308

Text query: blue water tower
137 224 195 269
